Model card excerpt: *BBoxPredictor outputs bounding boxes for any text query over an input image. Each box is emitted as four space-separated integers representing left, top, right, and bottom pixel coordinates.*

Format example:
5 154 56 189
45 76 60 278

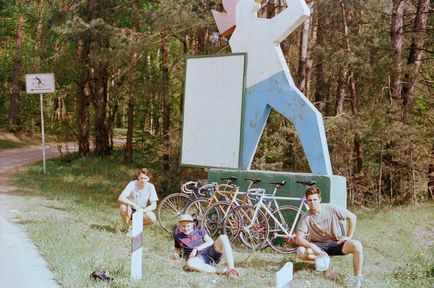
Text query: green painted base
208 169 347 208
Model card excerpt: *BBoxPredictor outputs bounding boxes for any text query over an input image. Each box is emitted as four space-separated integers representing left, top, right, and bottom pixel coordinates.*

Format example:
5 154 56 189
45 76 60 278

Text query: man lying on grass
172 214 239 278
295 187 364 288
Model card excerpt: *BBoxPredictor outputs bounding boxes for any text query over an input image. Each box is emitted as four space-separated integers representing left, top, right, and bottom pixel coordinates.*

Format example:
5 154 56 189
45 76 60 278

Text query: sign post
25 73 55 174
130 208 143 280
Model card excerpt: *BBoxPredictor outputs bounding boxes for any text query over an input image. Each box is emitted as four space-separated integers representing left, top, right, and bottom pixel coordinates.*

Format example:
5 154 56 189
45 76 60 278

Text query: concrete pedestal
208 169 347 208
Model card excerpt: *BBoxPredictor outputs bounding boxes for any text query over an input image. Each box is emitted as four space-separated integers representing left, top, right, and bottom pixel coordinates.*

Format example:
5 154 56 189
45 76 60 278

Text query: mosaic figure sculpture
213 0 332 175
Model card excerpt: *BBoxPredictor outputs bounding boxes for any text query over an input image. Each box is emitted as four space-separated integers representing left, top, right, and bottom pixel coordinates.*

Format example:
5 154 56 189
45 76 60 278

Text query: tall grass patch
12 153 434 287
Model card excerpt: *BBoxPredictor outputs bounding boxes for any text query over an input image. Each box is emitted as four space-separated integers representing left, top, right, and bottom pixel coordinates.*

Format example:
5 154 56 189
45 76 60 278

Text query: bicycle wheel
224 204 268 250
184 198 210 229
157 193 191 233
267 205 302 254
201 201 232 238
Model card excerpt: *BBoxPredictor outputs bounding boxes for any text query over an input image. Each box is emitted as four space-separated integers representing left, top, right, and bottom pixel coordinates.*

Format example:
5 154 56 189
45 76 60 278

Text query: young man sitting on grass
118 168 158 234
295 187 364 288
172 214 239 278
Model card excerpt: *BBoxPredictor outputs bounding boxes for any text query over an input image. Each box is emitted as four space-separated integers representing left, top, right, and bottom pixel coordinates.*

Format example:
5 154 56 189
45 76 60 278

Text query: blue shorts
197 245 222 266
314 241 346 256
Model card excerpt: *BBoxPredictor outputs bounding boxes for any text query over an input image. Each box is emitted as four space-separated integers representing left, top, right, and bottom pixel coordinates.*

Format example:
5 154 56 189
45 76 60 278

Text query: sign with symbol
25 73 55 94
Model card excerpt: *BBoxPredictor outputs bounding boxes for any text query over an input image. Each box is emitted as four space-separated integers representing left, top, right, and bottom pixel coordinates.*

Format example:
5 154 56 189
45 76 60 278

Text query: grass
11 153 434 288
0 128 37 150
0 139 28 150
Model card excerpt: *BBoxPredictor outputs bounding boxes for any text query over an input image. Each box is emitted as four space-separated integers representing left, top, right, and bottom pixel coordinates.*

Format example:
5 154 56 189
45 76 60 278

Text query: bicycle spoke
267 205 301 254
157 193 190 233
224 205 268 251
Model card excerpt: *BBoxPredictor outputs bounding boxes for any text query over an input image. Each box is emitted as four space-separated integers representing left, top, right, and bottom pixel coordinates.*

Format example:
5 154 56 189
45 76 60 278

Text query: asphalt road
0 145 67 288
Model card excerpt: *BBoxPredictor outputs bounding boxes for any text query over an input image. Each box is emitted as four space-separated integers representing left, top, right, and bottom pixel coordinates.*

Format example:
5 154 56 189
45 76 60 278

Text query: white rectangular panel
181 54 246 168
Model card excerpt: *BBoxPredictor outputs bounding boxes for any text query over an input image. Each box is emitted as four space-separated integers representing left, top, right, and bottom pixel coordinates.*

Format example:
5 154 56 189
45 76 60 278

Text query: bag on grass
90 271 113 283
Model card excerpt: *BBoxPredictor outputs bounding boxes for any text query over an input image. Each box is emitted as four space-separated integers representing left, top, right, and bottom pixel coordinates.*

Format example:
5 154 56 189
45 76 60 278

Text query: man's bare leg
120 204 132 229
121 204 156 227
214 234 235 270
342 239 363 277
297 246 317 260
186 257 216 273
143 211 156 225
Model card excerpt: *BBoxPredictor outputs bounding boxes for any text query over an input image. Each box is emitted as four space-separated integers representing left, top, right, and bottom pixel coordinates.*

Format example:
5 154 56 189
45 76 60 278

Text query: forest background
0 0 433 207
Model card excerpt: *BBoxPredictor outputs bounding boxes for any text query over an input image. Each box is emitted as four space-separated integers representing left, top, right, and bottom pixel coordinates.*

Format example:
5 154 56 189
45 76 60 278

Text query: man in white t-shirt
118 168 158 230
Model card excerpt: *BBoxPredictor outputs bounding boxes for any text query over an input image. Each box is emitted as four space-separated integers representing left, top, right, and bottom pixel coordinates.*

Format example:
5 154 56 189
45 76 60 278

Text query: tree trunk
8 8 24 129
428 143 434 200
93 71 110 156
305 3 317 101
353 132 363 175
76 37 90 157
78 82 91 157
390 0 405 101
161 29 170 170
339 0 358 116
335 67 347 115
314 1 328 111
401 0 430 120
298 1 312 94
349 71 358 116
34 0 46 70
124 0 139 163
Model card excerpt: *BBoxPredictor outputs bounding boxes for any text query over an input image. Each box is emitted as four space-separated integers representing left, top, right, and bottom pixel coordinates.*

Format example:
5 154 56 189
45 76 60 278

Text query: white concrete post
130 208 143 280
276 261 293 288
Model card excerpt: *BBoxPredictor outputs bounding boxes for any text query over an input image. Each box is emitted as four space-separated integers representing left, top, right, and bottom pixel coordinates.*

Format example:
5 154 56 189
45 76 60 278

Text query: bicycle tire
223 204 269 250
201 201 232 238
157 193 190 233
184 198 210 229
267 205 303 254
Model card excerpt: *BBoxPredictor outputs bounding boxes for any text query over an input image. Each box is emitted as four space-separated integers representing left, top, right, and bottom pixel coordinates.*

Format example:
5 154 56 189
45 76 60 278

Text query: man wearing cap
172 214 239 278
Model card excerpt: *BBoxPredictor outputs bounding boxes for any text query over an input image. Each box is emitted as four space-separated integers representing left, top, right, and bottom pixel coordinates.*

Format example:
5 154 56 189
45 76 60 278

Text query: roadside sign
25 73 55 94
25 73 55 174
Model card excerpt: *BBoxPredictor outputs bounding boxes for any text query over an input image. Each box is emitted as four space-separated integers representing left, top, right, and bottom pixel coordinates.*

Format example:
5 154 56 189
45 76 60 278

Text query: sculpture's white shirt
229 0 310 87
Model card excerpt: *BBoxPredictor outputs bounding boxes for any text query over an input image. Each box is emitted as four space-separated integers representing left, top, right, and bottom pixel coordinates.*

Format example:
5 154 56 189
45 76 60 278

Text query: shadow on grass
293 260 314 271
14 219 39 225
90 224 120 233
42 204 67 211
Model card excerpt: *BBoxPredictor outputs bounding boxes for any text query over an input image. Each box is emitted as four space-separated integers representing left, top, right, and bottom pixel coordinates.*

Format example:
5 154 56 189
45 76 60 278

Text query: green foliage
252 110 309 172
0 139 25 149
0 0 432 206
393 250 434 286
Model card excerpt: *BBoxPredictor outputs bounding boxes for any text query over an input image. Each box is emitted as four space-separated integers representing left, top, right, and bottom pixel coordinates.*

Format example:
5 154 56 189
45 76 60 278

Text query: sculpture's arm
270 0 310 42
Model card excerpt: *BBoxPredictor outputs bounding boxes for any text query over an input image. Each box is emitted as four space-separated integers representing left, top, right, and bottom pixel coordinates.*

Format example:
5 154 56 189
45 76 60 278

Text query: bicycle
200 178 263 238
223 180 316 253
157 176 237 233
157 180 215 233
182 176 239 228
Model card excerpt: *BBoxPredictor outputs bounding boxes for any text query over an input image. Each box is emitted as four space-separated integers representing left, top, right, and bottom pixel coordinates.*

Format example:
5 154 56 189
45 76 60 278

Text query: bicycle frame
244 192 306 240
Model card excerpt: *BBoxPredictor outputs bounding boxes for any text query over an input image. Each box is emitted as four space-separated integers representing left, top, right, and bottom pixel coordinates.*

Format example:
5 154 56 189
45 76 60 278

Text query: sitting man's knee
186 257 201 270
218 234 229 242
297 246 307 259
146 211 157 222
143 212 156 225
120 204 129 213
352 240 363 253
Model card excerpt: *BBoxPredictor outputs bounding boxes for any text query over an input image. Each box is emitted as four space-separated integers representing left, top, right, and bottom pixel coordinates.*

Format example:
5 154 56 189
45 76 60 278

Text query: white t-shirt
297 204 349 242
120 180 158 207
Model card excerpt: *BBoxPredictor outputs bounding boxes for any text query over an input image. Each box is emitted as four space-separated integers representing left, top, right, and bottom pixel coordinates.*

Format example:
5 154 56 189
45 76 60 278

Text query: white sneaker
347 276 362 288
